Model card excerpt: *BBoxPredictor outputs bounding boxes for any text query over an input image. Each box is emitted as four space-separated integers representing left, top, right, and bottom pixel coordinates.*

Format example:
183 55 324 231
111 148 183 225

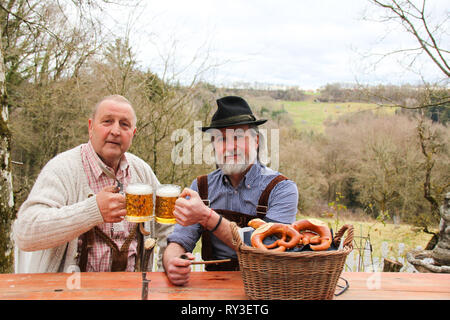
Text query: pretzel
292 219 332 251
248 218 266 230
249 221 301 252
248 219 288 249
299 231 321 245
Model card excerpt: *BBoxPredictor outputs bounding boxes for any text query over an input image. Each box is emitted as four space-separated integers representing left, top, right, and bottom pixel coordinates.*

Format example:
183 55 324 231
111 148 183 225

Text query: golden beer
125 183 153 222
155 184 181 224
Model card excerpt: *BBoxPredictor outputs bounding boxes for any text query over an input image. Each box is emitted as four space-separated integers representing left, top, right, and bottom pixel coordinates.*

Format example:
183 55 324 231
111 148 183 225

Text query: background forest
0 0 448 273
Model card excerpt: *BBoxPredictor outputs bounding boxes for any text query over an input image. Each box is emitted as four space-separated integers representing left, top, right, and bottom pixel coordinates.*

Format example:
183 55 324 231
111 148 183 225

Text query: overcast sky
110 0 449 89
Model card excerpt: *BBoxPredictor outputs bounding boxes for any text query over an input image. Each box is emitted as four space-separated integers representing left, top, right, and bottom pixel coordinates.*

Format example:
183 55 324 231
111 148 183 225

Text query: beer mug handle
139 223 151 236
117 180 124 194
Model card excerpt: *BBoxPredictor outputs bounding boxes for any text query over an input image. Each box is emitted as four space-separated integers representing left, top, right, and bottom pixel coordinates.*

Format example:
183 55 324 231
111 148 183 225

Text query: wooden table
0 271 449 300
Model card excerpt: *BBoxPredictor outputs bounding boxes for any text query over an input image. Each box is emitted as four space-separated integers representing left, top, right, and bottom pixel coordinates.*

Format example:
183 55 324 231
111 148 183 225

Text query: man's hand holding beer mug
96 185 127 223
173 188 229 239
173 188 210 227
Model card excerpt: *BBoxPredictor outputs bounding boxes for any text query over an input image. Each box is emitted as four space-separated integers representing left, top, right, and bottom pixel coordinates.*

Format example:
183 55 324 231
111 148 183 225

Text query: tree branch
370 0 450 77
419 1 450 71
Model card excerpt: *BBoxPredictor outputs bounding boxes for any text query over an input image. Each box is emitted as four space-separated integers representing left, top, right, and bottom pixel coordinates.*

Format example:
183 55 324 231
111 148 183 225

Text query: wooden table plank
337 272 450 300
0 272 142 300
148 272 247 300
0 271 449 300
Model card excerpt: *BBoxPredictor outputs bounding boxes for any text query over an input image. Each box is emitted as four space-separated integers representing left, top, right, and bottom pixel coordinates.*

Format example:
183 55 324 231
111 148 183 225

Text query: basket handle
333 224 354 249
230 222 243 250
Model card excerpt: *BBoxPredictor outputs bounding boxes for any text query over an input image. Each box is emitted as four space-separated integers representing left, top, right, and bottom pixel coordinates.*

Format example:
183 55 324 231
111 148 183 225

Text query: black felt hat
201 96 267 131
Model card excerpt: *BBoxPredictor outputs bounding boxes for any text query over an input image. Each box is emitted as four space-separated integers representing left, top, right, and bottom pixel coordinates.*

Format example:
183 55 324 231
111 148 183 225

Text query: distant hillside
247 95 397 132
281 99 397 132
217 82 449 131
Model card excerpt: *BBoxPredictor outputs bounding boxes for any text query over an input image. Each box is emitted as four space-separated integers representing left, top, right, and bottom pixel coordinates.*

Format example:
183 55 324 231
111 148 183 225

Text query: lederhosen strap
197 174 210 207
198 174 288 271
256 174 288 214
78 224 138 272
79 229 94 272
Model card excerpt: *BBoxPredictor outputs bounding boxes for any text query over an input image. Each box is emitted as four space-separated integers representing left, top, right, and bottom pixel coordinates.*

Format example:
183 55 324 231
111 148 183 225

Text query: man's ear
88 119 93 138
252 132 259 151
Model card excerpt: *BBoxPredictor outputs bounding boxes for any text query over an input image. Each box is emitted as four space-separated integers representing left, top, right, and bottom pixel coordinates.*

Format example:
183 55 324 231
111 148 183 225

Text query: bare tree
416 115 450 244
365 0 450 251
0 23 14 273
360 1 449 111
0 0 139 272
368 0 449 78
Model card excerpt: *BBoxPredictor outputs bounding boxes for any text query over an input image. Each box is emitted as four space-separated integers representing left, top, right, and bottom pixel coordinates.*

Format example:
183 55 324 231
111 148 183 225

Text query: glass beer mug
155 184 181 224
125 183 154 222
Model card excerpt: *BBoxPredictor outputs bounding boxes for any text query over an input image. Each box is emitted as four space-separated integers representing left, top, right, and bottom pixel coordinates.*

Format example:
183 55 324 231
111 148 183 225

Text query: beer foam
126 183 153 195
156 184 181 197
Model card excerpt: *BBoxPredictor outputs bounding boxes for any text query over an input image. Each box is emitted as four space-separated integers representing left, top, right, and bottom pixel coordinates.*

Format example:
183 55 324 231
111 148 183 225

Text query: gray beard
218 162 250 175
216 148 257 175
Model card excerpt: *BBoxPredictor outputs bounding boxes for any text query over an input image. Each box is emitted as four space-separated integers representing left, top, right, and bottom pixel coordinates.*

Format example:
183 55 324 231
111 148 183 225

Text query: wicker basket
231 222 354 300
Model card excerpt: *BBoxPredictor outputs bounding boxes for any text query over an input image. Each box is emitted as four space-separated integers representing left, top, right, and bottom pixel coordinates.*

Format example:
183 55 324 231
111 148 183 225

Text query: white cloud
113 0 449 89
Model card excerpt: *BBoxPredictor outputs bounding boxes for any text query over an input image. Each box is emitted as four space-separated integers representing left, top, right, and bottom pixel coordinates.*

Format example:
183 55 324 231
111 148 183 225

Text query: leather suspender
197 174 288 215
197 173 289 271
79 229 94 272
256 174 288 214
197 174 210 207
78 225 138 272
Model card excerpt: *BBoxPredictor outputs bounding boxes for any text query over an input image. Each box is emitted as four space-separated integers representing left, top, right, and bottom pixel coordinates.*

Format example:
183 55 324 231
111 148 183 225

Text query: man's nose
110 122 121 135
225 137 236 151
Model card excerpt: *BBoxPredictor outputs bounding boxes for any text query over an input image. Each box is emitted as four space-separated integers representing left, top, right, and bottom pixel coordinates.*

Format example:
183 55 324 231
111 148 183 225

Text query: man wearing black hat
163 96 298 286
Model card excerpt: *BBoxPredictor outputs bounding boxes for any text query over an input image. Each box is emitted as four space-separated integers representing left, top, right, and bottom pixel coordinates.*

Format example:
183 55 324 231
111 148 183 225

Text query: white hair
92 95 137 126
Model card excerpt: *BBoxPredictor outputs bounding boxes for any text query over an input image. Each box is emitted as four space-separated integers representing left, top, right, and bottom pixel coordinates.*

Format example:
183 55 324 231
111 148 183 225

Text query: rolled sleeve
266 179 298 224
167 223 203 253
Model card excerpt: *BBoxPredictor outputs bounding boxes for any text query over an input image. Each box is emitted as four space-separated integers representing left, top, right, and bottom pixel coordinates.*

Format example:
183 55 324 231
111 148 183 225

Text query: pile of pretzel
248 218 333 252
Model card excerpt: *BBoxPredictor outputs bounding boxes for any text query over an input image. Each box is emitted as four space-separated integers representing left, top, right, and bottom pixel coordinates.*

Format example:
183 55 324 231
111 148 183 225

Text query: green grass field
300 215 434 261
276 99 396 132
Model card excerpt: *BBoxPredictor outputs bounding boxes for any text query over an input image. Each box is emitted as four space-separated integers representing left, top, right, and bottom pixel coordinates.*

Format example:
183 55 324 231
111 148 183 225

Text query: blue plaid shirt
167 162 298 259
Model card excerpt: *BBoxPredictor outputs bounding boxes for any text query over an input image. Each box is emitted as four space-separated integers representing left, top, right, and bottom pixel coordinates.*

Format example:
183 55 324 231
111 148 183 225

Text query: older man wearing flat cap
163 96 298 286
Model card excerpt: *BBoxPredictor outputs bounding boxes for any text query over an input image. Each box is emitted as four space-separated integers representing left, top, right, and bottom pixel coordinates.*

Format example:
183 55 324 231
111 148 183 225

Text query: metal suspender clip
256 205 268 215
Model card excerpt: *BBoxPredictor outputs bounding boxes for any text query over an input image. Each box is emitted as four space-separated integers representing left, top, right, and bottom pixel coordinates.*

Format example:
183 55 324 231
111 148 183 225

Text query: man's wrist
201 208 223 233
201 206 213 227
209 214 223 233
